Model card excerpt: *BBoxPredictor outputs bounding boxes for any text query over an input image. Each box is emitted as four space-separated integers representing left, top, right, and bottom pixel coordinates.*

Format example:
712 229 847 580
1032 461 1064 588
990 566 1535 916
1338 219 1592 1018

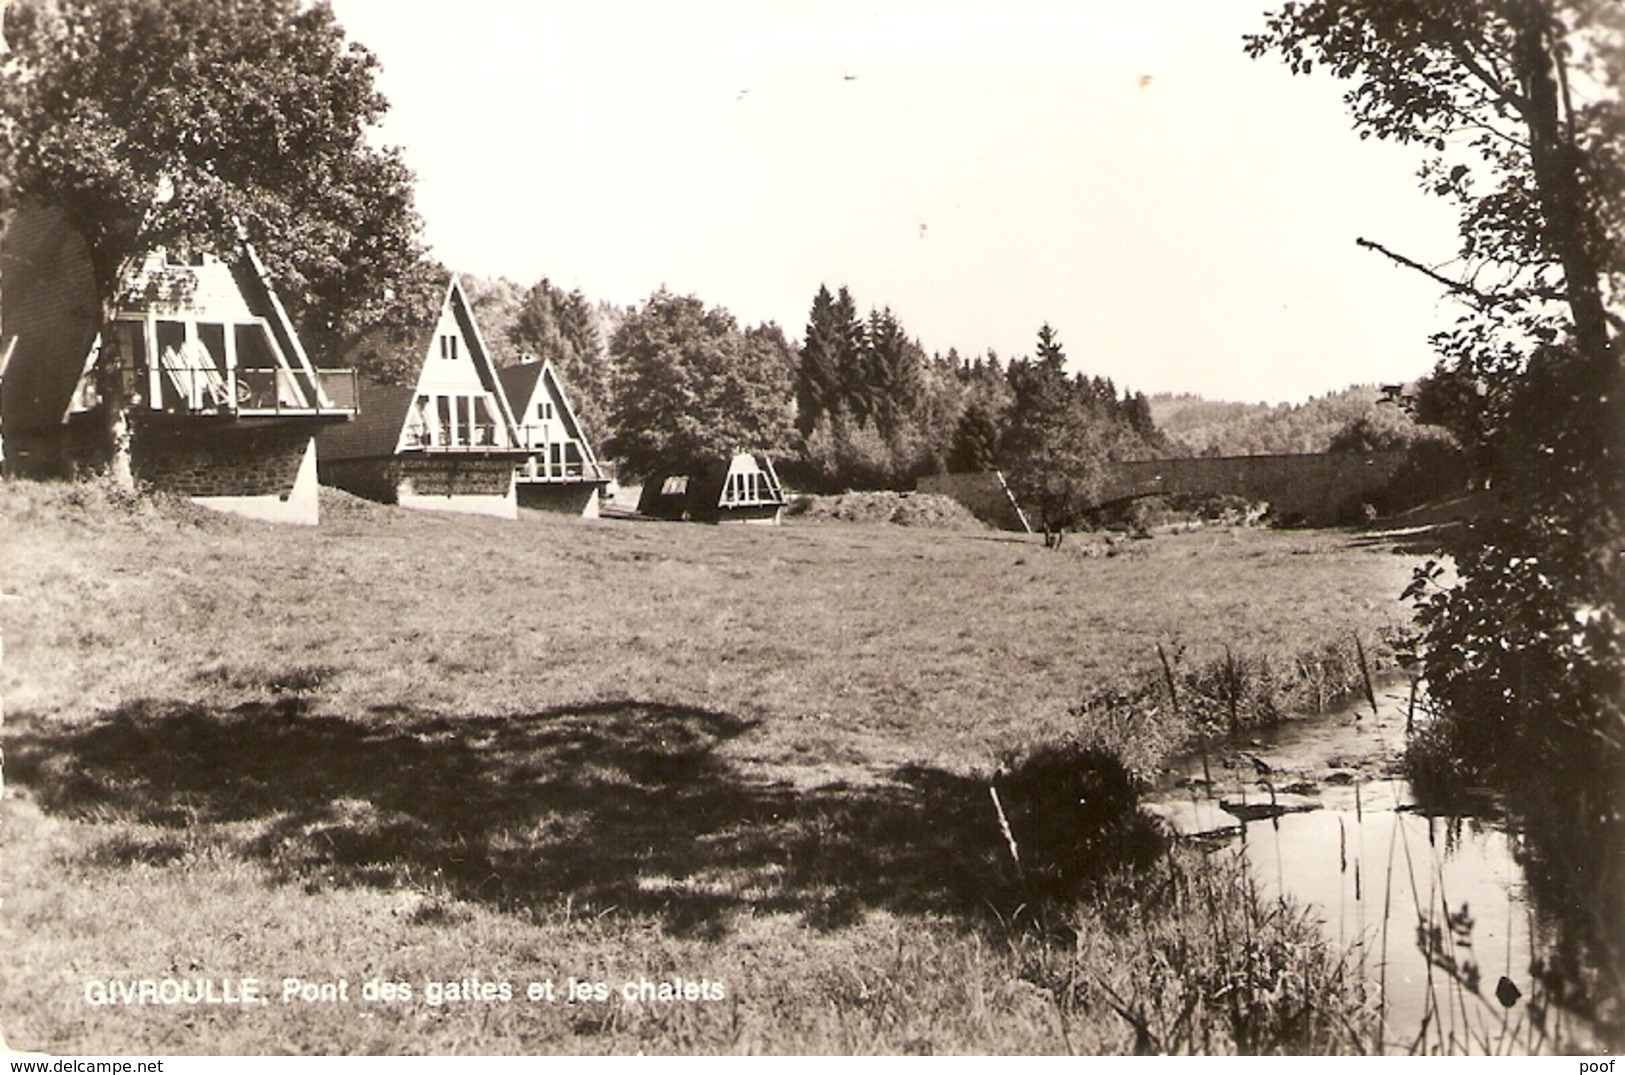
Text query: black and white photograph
0 0 1620 1058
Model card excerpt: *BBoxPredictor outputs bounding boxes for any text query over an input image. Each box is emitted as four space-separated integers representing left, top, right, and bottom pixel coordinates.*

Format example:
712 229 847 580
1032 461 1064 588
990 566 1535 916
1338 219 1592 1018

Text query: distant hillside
1149 385 1432 456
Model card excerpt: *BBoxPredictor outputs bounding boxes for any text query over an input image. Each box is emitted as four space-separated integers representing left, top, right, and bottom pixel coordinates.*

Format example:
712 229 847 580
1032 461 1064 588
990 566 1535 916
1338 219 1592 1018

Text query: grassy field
0 479 1424 1054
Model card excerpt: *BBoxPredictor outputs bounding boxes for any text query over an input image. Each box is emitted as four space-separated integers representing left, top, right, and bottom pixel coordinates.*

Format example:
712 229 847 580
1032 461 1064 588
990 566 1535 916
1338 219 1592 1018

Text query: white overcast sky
327 0 1465 403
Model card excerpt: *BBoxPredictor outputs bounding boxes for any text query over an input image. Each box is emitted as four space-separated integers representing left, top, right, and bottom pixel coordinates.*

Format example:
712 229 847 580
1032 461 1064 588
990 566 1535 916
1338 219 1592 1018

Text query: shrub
991 741 1165 903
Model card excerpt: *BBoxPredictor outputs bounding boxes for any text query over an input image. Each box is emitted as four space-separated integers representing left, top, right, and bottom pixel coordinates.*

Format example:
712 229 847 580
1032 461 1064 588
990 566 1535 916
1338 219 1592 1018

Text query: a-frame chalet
496 357 609 517
637 452 787 524
316 277 531 518
0 205 358 525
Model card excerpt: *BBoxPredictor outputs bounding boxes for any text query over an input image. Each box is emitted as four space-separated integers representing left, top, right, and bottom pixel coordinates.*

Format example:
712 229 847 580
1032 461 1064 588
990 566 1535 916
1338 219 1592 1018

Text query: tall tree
510 276 612 442
796 284 846 435
949 398 1002 473
861 306 925 438
1250 1 1623 1030
1000 326 1114 548
460 274 526 365
607 289 794 479
0 0 427 482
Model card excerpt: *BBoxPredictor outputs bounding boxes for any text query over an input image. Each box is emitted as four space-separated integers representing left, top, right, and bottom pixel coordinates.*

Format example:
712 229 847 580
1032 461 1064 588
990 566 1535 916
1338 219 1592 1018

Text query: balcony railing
146 364 357 416
517 455 595 482
513 426 600 482
404 423 506 451
235 368 358 415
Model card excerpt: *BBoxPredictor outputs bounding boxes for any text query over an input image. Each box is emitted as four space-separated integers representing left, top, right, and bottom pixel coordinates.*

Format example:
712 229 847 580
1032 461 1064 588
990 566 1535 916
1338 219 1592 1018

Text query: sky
326 0 1467 404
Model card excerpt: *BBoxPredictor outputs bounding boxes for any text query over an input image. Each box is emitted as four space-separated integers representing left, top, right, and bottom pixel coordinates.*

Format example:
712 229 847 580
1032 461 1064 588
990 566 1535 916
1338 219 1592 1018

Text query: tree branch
1354 236 1566 310
1356 237 1491 301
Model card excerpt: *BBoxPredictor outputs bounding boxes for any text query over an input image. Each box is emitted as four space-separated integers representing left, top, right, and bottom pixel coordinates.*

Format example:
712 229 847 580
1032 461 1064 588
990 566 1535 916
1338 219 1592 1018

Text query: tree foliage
791 285 967 490
1000 325 1145 547
607 289 795 479
508 276 613 443
1153 386 1439 456
1250 0 1624 1031
1 0 427 349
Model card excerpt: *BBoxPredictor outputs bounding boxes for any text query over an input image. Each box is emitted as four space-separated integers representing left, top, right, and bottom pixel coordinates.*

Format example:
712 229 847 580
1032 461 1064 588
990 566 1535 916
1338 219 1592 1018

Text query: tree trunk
94 297 135 491
1515 3 1622 504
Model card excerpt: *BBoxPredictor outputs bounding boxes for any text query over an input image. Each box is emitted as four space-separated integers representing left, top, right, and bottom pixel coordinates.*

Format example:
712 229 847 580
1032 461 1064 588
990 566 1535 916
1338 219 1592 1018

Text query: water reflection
1144 700 1599 1054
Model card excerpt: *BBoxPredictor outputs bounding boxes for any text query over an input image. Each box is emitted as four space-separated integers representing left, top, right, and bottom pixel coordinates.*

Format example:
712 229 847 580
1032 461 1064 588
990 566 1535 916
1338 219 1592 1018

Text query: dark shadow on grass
3 698 1162 936
1345 524 1455 556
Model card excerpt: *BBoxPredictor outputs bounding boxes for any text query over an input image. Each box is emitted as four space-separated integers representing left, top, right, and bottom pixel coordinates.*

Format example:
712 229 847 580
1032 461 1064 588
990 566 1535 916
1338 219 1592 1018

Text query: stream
1142 688 1601 1054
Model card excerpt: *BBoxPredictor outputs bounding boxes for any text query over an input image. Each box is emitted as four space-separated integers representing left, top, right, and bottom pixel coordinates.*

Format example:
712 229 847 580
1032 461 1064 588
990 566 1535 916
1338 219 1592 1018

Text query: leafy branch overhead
0 0 429 355
1245 1 1621 350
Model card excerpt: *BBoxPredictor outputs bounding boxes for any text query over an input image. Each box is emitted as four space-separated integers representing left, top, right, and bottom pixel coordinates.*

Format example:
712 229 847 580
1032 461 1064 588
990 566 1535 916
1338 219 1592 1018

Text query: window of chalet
440 334 459 362
114 322 146 372
408 395 432 445
197 323 227 368
235 323 277 369
436 395 455 444
156 321 187 362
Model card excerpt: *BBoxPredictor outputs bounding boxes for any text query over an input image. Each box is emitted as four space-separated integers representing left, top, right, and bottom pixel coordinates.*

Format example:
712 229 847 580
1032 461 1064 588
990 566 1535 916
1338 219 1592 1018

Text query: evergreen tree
862 306 925 438
796 284 845 435
949 399 1002 472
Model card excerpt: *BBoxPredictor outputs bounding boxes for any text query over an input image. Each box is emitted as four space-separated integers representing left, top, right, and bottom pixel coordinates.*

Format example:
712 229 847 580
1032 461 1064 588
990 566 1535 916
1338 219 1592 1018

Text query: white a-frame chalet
317 277 531 518
497 356 608 517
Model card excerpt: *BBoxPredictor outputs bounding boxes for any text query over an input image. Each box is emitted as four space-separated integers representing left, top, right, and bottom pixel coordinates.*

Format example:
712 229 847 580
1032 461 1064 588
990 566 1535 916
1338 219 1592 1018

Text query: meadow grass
0 478 1421 1053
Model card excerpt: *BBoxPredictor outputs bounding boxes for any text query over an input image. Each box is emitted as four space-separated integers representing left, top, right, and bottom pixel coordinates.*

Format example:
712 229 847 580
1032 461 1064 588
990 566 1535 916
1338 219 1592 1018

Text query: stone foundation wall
2 417 105 479
318 457 402 504
130 421 313 498
398 456 517 498
516 480 603 518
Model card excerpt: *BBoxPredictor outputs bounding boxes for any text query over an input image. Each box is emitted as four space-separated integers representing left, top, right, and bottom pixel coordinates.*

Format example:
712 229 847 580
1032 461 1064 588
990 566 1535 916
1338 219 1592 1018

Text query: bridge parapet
924 450 1426 530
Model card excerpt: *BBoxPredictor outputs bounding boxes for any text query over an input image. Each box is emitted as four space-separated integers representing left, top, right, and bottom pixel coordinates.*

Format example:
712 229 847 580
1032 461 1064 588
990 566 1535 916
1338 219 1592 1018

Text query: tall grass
0 477 1425 1053
1062 630 1401 780
1022 852 1376 1054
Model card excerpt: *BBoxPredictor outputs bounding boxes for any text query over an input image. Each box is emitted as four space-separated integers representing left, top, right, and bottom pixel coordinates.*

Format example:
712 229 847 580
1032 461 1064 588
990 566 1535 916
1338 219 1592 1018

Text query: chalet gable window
440 334 459 362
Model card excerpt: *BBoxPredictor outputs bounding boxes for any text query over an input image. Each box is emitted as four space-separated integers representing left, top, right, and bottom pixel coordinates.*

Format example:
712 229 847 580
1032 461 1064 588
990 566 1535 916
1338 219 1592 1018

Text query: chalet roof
497 358 606 479
0 204 327 435
0 206 100 436
313 381 416 460
637 451 786 519
321 278 524 462
495 361 544 412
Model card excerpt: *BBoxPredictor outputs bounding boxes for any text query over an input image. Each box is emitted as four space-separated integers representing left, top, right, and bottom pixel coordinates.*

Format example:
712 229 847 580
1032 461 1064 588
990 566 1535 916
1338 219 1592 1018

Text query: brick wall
131 420 312 498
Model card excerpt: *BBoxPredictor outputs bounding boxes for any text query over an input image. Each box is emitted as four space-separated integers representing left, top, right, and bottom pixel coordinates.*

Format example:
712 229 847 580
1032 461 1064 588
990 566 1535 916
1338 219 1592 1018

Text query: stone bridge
919 449 1416 530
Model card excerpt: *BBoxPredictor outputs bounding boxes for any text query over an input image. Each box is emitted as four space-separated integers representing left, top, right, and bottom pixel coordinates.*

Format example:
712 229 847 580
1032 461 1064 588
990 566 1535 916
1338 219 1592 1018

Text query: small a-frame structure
497 357 609 517
317 277 531 518
637 452 787 524
0 205 357 524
